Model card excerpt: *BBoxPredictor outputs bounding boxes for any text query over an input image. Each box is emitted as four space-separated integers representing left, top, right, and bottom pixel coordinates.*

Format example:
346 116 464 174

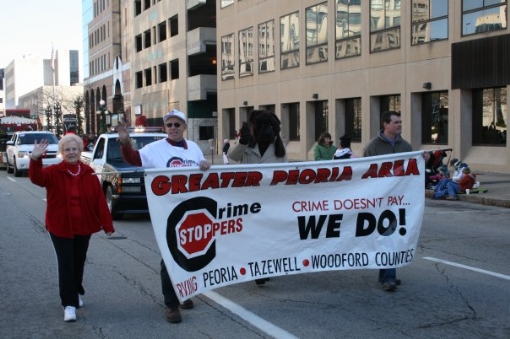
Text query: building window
135 0 142 16
170 59 179 80
221 33 235 80
159 62 168 83
472 87 507 146
144 29 151 48
135 34 143 52
221 0 234 8
135 71 143 88
158 21 167 42
345 98 362 143
335 0 362 59
169 15 178 37
224 108 236 139
411 0 449 45
287 103 300 141
380 94 401 114
199 126 214 140
421 91 449 144
314 101 329 141
280 12 300 69
144 68 152 86
306 2 328 65
462 0 507 36
239 27 254 77
370 0 401 53
258 20 276 73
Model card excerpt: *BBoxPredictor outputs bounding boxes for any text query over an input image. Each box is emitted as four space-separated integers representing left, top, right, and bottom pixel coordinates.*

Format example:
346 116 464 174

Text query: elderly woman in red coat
29 134 114 323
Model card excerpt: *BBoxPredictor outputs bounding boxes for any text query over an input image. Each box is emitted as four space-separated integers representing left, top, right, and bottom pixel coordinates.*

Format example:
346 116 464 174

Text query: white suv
6 131 62 177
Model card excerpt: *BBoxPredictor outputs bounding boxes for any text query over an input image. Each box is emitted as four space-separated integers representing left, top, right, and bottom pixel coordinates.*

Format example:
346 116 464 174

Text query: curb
426 190 510 209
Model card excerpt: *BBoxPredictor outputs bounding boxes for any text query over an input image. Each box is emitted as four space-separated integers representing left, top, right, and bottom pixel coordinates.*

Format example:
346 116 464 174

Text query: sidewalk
426 171 510 208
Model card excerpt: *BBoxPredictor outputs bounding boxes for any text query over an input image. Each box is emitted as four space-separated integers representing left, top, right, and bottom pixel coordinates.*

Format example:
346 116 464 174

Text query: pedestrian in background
363 110 429 292
444 166 476 200
222 138 230 164
29 134 114 322
314 132 337 161
333 135 356 159
433 158 468 199
228 109 287 285
118 109 210 324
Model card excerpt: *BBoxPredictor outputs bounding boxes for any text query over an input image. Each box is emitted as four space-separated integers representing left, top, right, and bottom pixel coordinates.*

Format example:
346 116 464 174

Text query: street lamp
45 105 52 132
208 138 215 164
116 108 125 128
54 102 62 137
97 99 106 134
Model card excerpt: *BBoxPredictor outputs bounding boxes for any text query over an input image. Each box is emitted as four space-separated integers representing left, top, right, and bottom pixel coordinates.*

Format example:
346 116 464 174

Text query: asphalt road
1 171 510 339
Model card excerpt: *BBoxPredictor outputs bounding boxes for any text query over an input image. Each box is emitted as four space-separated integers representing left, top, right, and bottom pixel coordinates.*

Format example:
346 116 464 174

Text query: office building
2 50 81 117
216 0 509 173
83 0 217 156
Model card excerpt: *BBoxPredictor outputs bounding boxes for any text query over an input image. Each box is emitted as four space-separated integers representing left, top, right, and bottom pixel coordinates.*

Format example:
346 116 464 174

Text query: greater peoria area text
151 159 419 195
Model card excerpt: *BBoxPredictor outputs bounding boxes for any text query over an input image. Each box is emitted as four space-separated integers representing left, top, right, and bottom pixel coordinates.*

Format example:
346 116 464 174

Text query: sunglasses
165 122 182 128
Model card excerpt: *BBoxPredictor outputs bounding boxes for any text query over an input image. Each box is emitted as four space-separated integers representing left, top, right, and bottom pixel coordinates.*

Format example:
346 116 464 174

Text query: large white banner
145 151 425 301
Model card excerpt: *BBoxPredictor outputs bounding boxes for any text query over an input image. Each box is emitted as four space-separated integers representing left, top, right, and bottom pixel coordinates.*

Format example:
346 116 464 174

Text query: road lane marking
7 177 16 182
203 291 299 339
424 257 510 280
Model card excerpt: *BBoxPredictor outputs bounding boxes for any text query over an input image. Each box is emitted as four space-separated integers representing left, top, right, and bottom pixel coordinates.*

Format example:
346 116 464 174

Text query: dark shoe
383 280 397 292
166 307 182 324
395 279 401 286
446 195 458 201
180 299 194 309
255 278 269 286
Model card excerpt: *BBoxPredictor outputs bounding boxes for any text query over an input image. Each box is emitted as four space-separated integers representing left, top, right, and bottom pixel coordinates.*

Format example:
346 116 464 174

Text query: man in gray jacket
363 110 428 292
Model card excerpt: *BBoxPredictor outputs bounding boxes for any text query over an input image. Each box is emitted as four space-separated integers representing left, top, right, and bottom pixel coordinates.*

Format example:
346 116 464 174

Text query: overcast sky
0 1 82 68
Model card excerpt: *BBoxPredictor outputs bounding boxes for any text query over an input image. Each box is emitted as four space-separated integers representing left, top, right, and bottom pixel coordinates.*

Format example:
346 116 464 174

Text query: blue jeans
434 178 452 199
447 181 460 197
434 178 450 192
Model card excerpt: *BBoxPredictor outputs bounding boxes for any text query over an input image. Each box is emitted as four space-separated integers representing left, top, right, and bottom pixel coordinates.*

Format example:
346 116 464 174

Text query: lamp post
208 138 215 164
97 99 106 134
117 108 125 126
54 102 62 137
45 105 52 132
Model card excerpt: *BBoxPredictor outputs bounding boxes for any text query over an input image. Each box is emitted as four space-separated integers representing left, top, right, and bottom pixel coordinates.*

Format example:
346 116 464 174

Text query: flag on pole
51 46 54 71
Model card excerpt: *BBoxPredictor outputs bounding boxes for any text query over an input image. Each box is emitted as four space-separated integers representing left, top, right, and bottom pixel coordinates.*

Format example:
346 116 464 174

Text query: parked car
6 131 62 177
81 129 165 219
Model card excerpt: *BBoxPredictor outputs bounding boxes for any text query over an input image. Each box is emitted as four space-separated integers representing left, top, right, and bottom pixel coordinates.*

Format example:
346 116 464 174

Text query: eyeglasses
165 122 182 128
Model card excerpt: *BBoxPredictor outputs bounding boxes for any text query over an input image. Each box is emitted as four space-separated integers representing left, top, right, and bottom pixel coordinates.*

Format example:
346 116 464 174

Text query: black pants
160 259 179 308
50 233 91 308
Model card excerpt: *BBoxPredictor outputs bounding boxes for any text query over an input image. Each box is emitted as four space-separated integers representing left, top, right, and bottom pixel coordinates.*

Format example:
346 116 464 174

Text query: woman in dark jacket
29 134 114 323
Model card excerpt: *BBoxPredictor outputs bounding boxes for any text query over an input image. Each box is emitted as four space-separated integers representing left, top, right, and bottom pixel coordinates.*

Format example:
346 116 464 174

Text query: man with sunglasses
118 109 210 324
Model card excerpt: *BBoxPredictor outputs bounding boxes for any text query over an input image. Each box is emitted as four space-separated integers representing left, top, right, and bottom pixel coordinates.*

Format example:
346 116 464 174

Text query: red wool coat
29 158 114 238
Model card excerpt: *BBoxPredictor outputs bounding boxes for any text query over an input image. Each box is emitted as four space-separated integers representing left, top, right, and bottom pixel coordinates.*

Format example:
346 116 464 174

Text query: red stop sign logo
177 209 215 257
